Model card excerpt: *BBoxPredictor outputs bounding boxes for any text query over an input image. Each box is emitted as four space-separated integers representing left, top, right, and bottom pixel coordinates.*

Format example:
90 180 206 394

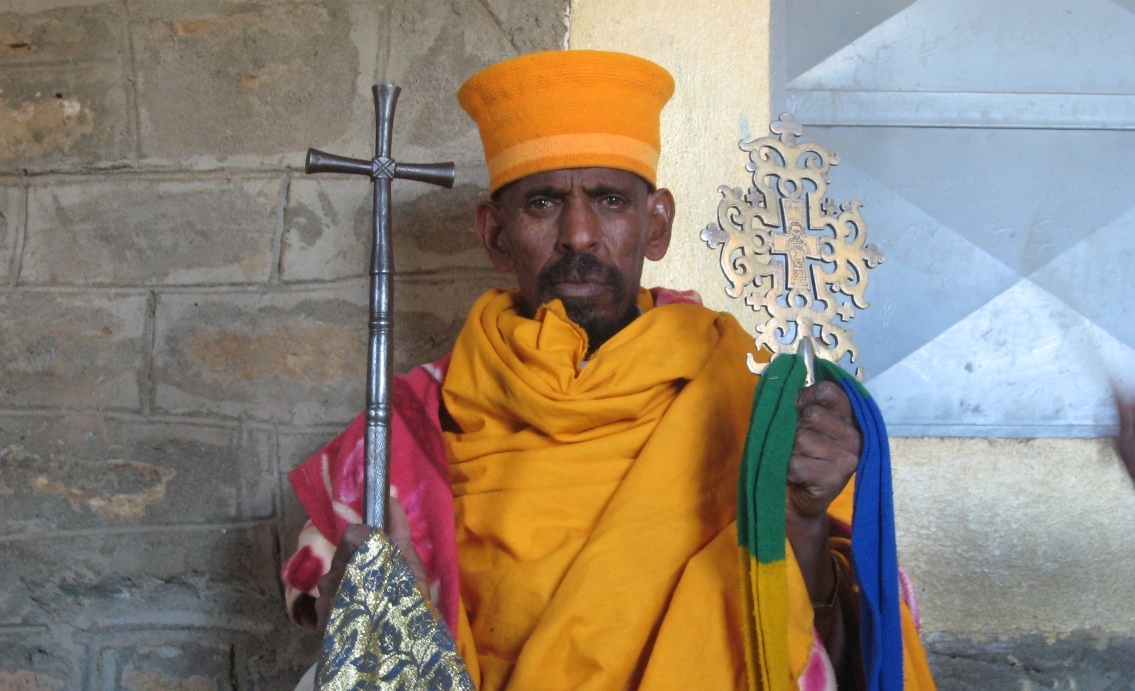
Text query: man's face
475 167 674 351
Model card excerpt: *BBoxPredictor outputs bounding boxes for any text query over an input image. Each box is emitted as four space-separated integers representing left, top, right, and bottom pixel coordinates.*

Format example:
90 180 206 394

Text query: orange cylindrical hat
458 50 675 195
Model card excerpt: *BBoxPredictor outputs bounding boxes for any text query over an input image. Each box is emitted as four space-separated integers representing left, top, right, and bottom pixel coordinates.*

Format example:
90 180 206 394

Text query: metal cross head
703 112 882 381
304 83 456 530
306 84 457 188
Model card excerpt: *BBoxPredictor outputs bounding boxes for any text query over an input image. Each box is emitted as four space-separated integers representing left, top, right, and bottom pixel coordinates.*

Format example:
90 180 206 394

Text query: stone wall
0 1 566 687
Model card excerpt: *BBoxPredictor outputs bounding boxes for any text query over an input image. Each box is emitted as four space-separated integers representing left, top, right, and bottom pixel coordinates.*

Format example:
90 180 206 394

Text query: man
282 49 934 688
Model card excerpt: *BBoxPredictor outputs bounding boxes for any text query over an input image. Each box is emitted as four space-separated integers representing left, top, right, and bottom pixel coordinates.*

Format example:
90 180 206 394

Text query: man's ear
475 200 514 273
644 188 675 262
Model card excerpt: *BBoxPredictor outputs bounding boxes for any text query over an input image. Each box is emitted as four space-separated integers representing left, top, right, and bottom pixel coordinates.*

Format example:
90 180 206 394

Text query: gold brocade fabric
315 531 473 690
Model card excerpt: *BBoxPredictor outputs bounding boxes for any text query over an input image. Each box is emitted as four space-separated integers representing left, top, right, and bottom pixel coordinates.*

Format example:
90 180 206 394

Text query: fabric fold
738 353 927 690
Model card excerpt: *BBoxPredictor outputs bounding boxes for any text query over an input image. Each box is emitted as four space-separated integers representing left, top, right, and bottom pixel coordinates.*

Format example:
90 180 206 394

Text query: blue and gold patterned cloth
316 531 473 690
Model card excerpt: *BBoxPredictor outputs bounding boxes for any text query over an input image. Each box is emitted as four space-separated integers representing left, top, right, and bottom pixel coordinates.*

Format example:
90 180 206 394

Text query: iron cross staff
306 84 455 530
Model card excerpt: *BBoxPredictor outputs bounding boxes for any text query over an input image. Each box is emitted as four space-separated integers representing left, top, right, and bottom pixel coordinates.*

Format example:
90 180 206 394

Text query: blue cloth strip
823 364 902 690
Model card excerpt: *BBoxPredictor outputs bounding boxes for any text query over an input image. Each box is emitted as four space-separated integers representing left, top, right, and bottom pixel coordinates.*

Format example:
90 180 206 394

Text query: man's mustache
536 253 626 298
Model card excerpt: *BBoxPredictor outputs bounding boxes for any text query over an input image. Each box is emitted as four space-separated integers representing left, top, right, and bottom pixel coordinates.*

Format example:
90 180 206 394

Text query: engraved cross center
770 198 821 290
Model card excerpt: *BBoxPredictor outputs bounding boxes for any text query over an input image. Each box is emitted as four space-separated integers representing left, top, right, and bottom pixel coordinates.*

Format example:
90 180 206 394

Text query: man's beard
535 253 638 353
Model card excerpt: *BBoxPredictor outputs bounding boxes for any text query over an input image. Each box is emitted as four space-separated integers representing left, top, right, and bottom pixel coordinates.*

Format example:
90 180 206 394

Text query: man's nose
556 196 600 254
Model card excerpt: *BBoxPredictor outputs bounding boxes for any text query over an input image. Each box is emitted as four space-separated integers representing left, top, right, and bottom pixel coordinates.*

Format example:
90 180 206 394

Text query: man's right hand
313 497 431 634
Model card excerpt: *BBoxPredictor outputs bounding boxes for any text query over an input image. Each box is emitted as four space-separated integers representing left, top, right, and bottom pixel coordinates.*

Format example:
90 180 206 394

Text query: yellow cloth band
487 133 661 193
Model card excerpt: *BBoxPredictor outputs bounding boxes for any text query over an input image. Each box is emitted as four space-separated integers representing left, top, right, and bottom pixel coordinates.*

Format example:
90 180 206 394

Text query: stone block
481 0 569 55
0 292 146 410
0 2 122 66
242 0 570 174
23 177 280 286
392 273 508 373
234 628 319 691
927 633 1135 689
0 3 131 170
92 630 318 690
382 0 517 163
0 631 79 690
152 287 370 424
0 523 317 687
152 274 505 425
2 524 284 630
130 0 357 159
281 177 490 281
100 640 234 691
0 185 22 286
0 414 276 535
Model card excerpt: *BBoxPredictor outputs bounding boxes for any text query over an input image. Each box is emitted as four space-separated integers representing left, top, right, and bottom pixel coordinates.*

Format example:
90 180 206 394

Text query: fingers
787 382 861 519
795 382 861 459
315 524 375 633
797 381 854 423
312 500 436 634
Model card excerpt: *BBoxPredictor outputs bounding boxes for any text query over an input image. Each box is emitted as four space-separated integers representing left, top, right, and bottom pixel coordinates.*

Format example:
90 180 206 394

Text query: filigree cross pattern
701 113 884 378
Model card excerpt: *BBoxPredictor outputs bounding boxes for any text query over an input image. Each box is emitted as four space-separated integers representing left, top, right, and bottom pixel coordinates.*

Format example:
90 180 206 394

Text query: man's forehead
502 167 650 196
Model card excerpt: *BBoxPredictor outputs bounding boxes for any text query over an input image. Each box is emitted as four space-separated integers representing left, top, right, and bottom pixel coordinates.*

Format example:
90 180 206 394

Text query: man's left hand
788 381 861 522
785 380 863 677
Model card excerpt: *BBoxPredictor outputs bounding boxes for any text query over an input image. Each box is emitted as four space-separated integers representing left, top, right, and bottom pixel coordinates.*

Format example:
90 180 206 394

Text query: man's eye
602 195 627 206
528 198 554 210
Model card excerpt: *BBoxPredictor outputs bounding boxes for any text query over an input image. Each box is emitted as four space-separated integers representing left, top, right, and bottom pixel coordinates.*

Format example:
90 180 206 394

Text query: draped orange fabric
443 288 764 689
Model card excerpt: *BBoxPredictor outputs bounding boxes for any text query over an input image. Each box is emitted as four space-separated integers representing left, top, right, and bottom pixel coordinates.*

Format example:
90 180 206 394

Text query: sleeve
279 355 461 631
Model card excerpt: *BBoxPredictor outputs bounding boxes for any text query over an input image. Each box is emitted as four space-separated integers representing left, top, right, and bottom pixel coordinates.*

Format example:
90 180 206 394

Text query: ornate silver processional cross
305 85 455 530
701 113 883 380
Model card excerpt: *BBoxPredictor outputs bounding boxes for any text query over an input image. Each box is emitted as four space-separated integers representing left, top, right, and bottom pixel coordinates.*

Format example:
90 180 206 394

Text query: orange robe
442 288 880 689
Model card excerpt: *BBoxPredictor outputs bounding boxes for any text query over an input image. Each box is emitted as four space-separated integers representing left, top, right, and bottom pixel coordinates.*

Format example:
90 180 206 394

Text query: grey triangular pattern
1106 0 1135 16
791 0 1135 94
785 0 915 82
870 280 1131 437
808 126 1135 276
1028 204 1135 350
802 153 1020 379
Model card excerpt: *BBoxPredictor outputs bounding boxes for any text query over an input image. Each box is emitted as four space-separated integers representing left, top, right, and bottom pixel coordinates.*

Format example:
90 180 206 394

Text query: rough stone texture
382 1 514 162
152 274 505 425
0 291 147 410
483 0 568 54
0 0 565 685
102 640 234 691
0 184 21 285
0 525 319 685
152 287 370 424
0 632 78 690
392 274 509 369
927 633 1135 689
3 525 289 627
131 0 357 159
282 177 490 280
0 2 131 171
23 177 281 285
0 413 276 534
